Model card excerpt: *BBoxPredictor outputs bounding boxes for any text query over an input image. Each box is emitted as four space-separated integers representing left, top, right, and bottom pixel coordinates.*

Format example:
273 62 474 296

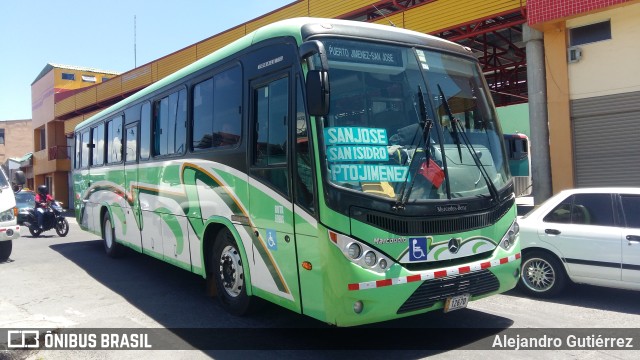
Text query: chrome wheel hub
219 245 244 297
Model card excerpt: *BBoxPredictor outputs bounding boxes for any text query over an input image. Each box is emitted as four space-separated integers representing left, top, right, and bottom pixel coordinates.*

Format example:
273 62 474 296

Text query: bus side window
140 102 151 160
74 133 81 169
153 89 186 156
80 130 90 168
192 66 242 151
106 116 123 163
92 123 105 166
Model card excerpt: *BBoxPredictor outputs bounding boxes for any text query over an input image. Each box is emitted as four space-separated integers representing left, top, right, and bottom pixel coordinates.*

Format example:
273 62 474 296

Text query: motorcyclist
35 185 53 229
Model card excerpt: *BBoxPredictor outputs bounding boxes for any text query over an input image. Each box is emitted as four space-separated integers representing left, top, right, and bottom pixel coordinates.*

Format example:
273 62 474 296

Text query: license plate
444 293 470 313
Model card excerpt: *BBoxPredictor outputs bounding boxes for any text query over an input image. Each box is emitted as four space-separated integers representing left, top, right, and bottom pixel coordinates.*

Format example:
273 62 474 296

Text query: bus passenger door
248 74 301 313
123 123 142 249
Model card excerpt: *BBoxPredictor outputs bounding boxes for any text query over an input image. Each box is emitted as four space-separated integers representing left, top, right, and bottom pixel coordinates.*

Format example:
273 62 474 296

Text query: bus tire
102 212 123 258
518 250 567 298
0 240 12 262
211 228 251 316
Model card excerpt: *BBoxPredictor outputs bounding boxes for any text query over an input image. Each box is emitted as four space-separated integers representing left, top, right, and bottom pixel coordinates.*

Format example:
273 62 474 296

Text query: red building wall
527 0 631 25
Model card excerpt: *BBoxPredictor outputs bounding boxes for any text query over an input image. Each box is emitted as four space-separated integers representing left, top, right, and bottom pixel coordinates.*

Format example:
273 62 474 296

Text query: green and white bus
73 17 521 327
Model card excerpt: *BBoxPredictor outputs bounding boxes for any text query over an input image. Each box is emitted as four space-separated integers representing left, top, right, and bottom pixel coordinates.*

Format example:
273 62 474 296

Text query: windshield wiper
393 86 434 211
437 84 499 203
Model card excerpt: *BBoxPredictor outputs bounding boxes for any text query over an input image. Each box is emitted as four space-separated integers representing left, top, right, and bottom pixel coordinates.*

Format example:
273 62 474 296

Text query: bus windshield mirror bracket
299 40 328 71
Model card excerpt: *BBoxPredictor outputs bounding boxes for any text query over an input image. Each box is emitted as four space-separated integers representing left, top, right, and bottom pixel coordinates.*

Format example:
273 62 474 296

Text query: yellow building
31 64 120 205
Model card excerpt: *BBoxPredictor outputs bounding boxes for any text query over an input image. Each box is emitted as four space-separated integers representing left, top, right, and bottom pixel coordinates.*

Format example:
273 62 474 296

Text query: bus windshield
318 38 510 202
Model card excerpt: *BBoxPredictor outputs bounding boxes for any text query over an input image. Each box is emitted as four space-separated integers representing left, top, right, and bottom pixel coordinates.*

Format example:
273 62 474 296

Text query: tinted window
107 116 123 163
140 102 151 160
572 193 614 226
154 89 186 156
192 66 242 150
543 196 572 224
255 78 288 166
621 195 640 228
251 76 289 197
81 130 90 168
92 123 105 166
125 126 138 163
74 134 81 169
570 21 611 46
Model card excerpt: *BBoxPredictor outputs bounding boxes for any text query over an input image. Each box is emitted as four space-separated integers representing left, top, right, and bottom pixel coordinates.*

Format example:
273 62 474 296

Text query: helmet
37 185 48 195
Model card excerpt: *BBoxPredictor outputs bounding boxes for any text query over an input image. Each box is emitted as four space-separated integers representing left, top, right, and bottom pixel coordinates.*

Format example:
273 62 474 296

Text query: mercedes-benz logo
448 238 461 254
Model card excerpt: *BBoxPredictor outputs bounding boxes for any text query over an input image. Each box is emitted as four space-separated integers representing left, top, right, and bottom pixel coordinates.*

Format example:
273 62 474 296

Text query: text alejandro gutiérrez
492 333 634 350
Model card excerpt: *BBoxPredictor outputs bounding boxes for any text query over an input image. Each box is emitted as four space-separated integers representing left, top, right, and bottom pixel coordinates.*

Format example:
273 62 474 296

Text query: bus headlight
379 259 388 270
347 243 362 259
500 220 519 250
328 230 393 274
364 251 377 267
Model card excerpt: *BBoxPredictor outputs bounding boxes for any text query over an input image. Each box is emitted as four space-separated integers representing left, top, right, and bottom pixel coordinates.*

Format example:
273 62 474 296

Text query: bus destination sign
326 41 403 67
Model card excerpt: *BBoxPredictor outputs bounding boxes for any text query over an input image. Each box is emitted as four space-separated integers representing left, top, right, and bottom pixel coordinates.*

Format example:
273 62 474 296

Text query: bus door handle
545 229 561 235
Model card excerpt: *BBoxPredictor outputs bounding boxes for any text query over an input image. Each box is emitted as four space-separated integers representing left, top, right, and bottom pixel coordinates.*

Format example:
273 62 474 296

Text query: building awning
10 152 33 167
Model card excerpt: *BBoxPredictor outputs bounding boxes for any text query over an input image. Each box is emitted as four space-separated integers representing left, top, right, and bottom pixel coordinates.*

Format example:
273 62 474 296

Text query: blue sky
0 0 292 120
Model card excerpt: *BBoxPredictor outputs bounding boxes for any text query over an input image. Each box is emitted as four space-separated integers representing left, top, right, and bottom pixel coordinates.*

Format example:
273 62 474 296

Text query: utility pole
134 15 137 68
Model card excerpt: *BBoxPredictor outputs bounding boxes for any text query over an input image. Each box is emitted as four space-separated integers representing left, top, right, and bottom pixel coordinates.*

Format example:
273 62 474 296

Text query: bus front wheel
211 229 251 316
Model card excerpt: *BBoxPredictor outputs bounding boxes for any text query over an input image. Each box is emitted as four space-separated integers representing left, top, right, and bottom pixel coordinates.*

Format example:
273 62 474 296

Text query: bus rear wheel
211 229 251 316
102 212 122 258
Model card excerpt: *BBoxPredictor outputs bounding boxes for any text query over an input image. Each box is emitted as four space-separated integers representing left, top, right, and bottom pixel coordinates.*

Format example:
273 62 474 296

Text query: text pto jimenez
7 330 152 349
492 334 634 350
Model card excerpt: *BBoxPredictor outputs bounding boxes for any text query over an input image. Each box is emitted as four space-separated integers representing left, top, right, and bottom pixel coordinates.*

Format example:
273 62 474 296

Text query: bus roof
75 17 470 132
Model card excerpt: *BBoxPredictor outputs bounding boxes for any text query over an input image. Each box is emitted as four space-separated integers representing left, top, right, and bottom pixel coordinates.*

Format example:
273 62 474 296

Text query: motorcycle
23 200 69 237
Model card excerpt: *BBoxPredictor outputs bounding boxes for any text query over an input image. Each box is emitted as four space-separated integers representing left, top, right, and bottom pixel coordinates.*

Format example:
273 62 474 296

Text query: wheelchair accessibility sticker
266 229 277 251
409 237 429 261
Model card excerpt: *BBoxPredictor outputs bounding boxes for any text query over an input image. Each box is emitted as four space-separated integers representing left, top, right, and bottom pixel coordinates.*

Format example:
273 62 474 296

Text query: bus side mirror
306 70 330 116
299 40 330 116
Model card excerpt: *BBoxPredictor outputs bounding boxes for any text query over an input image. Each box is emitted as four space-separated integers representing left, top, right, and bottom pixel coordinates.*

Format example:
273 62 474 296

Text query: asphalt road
1 216 639 359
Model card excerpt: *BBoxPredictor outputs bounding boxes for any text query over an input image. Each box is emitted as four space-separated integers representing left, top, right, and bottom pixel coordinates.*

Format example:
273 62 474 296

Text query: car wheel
519 251 567 297
55 218 70 237
103 212 123 258
0 241 12 262
211 228 252 316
